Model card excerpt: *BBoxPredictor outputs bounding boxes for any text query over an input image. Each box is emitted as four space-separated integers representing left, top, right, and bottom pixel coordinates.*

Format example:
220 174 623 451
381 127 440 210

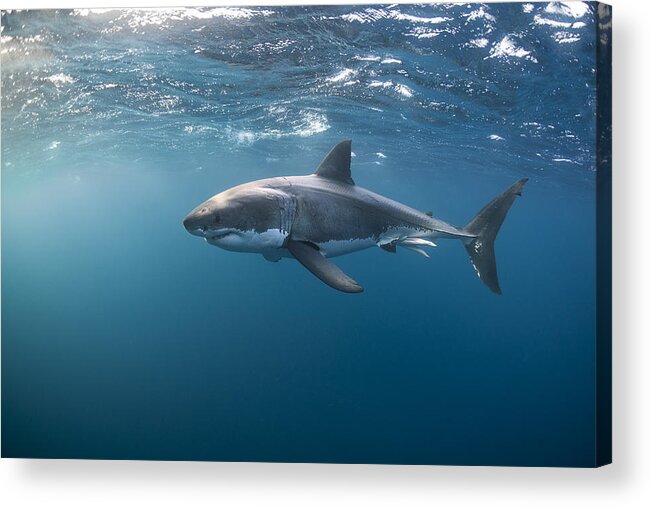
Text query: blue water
2 3 598 466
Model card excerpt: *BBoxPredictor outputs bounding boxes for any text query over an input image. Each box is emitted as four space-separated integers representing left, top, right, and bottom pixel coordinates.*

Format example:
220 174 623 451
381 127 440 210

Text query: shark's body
184 140 527 293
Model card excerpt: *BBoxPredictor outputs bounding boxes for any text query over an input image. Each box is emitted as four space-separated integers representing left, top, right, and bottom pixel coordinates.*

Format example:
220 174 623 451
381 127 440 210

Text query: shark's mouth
205 228 239 243
210 230 233 239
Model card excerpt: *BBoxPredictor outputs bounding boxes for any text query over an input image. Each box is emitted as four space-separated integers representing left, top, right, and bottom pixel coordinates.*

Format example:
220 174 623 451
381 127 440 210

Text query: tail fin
462 178 528 295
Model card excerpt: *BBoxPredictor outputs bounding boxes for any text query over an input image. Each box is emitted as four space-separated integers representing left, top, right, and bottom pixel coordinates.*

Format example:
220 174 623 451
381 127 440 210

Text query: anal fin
287 239 364 293
379 240 397 253
263 251 282 262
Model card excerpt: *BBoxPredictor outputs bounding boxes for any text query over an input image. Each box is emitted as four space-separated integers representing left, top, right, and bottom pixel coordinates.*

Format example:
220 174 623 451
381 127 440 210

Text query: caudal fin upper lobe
462 178 528 295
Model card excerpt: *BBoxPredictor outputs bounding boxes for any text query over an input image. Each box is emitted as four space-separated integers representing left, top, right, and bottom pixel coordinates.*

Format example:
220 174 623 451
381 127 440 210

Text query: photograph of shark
183 140 527 294
2 3 610 467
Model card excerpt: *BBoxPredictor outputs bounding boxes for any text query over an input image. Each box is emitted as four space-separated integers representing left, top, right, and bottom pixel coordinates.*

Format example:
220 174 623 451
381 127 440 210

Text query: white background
1 0 649 505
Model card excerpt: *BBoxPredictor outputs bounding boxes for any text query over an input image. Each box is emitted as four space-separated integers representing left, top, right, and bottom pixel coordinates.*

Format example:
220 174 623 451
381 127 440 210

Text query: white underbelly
316 237 376 258
208 228 287 253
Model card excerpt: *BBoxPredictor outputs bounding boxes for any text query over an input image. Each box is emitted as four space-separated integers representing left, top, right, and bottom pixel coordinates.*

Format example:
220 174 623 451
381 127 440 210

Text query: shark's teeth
400 238 437 248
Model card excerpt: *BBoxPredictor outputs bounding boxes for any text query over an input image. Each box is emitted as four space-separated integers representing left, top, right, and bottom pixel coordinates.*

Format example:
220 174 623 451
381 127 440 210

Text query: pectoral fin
287 239 364 293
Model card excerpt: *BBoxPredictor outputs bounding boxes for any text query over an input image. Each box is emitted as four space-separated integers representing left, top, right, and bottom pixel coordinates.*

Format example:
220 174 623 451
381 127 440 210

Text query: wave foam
71 7 274 30
487 36 538 63
326 68 357 83
468 38 489 48
230 111 329 145
464 7 496 23
544 2 590 18
391 13 450 24
552 32 582 44
340 8 449 25
534 15 573 28
45 73 76 86
368 80 414 98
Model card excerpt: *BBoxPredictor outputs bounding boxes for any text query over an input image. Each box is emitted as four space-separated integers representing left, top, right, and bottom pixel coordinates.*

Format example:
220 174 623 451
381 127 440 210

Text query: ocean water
2 3 599 466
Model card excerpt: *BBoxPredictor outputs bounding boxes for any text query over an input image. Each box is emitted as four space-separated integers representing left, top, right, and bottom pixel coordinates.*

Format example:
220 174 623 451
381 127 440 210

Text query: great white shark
183 140 527 294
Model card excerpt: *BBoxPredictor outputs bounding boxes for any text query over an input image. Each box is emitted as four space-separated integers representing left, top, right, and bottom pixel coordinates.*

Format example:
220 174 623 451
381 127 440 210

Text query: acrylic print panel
1 2 611 467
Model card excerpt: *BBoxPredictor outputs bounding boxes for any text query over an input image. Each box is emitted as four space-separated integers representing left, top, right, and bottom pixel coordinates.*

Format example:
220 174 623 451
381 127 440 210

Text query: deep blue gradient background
2 3 598 466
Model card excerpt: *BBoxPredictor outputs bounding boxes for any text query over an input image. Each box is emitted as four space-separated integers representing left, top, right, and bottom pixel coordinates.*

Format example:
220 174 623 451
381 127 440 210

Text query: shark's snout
183 207 209 236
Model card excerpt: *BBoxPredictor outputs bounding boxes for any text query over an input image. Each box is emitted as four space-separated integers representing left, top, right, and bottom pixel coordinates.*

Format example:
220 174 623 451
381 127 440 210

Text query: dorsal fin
313 140 354 185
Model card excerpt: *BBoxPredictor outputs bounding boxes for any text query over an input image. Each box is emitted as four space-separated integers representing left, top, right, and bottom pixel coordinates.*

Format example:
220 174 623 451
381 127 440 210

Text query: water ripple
2 3 597 182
